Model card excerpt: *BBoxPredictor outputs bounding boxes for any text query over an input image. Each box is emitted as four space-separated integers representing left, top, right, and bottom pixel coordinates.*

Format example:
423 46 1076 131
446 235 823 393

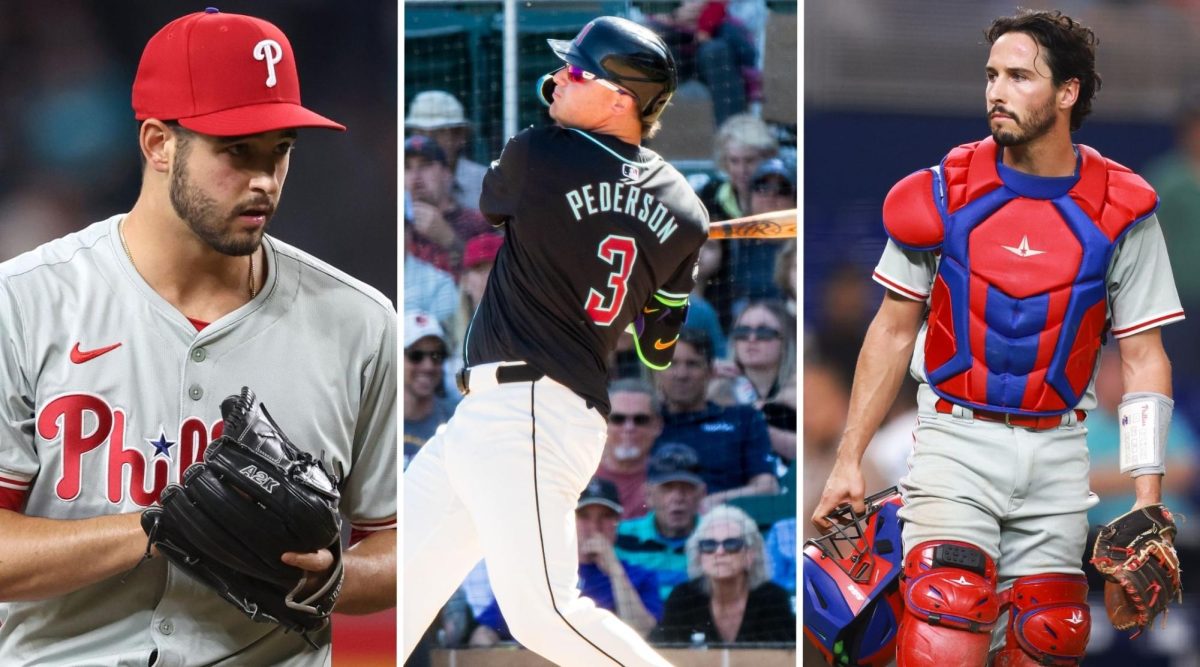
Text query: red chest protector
882 137 1157 415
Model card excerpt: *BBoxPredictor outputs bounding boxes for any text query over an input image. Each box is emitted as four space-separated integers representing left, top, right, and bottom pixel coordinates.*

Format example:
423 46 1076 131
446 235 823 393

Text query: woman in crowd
713 299 796 463
651 505 794 644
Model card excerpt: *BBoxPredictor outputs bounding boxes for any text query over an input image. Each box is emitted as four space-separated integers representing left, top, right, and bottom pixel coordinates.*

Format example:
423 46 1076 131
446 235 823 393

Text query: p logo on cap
132 8 345 136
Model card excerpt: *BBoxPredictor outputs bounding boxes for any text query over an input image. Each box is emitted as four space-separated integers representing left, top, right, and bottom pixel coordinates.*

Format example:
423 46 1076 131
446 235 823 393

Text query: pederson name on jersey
565 181 679 243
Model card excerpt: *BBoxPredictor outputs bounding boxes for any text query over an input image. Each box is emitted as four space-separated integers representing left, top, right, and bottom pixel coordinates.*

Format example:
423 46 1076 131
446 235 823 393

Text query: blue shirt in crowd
657 402 776 493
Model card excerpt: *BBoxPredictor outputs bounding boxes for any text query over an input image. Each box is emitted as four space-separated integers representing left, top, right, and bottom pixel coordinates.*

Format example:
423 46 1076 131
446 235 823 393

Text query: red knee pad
897 541 1000 666
994 574 1090 667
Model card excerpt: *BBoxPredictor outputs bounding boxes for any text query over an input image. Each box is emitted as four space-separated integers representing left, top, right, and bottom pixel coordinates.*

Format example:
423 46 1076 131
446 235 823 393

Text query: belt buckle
456 368 470 395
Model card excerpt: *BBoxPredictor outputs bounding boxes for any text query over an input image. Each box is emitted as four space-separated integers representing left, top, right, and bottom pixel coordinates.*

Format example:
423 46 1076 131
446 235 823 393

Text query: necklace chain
119 220 257 298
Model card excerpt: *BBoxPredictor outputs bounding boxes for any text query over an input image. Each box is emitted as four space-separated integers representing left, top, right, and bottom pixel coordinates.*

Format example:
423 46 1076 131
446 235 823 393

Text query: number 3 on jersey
585 235 638 326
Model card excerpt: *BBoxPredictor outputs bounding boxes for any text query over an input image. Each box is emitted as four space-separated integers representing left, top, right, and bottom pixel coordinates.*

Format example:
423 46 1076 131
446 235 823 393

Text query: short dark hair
984 10 1101 132
677 327 713 364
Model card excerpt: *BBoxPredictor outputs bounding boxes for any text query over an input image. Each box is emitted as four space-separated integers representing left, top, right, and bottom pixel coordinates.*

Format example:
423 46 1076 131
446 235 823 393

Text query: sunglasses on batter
610 412 654 427
731 326 782 341
565 65 632 97
698 537 746 554
406 349 447 364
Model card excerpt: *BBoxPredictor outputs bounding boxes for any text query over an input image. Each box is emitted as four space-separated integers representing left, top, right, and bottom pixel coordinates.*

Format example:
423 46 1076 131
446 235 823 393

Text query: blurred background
403 1 797 664
804 1 1200 665
0 1 397 665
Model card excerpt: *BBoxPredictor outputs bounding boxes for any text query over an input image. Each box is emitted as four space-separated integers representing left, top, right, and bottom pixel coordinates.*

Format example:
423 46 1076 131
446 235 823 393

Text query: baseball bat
708 208 797 239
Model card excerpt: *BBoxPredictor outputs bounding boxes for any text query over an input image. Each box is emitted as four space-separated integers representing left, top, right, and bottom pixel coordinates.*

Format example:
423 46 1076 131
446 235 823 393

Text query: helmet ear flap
537 72 557 108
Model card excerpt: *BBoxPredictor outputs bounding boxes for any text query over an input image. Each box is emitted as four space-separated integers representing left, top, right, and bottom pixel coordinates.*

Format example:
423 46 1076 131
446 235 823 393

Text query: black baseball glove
1090 504 1183 637
142 387 343 644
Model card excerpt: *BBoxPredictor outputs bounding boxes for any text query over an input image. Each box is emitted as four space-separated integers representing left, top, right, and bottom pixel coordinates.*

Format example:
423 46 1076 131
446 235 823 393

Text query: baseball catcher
142 387 344 644
1091 504 1184 638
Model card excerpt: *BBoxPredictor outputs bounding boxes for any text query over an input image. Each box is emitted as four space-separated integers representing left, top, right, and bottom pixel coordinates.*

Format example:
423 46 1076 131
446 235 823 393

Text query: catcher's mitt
1090 504 1183 637
142 387 343 643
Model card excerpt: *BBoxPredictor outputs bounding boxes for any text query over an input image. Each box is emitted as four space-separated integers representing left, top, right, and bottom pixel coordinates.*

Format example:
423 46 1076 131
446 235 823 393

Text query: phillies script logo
38 393 222 506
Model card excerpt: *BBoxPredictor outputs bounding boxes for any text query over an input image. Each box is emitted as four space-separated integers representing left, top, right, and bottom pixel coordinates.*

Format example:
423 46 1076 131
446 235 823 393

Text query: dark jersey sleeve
478 131 530 226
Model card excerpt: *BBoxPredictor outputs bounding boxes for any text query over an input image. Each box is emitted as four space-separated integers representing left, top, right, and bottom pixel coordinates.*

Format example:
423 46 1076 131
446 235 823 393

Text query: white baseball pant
403 362 674 666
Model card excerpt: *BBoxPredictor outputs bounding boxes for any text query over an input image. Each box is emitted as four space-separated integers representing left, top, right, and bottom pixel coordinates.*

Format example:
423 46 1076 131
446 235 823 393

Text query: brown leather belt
934 399 1085 431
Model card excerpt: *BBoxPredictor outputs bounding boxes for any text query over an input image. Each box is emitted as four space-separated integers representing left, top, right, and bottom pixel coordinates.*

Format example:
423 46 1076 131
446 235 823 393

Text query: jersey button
158 619 174 635
191 348 207 363
188 385 203 401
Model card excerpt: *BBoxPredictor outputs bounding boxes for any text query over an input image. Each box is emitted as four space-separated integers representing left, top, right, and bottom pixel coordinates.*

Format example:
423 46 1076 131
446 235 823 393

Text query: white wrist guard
1118 392 1172 476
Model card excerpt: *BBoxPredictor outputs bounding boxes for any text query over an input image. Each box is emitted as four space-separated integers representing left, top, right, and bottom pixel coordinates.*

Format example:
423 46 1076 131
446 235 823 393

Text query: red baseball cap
132 8 345 135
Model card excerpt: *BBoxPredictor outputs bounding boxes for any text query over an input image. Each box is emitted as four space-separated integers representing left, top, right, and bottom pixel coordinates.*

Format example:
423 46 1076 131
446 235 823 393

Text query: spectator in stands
718 300 797 465
748 157 795 216
405 90 487 210
597 379 664 518
684 239 729 359
469 478 662 645
698 114 778 222
697 114 779 327
774 239 797 318
404 134 491 276
650 505 795 644
722 157 796 308
616 443 707 602
445 232 504 382
657 328 778 509
403 196 457 324
403 311 458 469
763 517 796 595
640 1 761 125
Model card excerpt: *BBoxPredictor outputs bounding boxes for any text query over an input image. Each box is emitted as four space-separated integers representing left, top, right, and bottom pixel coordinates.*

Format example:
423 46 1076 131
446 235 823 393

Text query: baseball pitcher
0 10 396 666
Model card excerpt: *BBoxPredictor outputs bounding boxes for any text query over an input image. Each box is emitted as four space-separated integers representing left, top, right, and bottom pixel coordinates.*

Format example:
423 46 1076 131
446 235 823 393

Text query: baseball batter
811 10 1183 667
0 10 396 666
403 16 708 666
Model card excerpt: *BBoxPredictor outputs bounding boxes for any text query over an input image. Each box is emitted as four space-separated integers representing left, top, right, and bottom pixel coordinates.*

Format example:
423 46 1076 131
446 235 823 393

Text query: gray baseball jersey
872 213 1185 412
0 215 397 667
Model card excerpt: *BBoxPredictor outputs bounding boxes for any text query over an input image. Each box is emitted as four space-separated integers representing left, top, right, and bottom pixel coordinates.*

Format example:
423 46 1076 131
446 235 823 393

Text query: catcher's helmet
537 16 677 125
803 487 905 667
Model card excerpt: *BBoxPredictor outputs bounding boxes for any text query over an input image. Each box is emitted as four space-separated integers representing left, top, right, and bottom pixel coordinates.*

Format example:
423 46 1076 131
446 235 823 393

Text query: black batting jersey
466 126 709 416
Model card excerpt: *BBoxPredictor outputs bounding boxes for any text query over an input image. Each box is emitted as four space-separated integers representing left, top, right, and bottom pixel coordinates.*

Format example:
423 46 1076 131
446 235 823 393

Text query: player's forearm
336 529 396 614
0 510 146 601
1133 474 1164 508
837 296 923 463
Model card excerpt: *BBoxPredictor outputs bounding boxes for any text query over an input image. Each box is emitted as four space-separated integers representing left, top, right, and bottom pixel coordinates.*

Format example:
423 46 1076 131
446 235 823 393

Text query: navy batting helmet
803 487 905 667
537 16 677 125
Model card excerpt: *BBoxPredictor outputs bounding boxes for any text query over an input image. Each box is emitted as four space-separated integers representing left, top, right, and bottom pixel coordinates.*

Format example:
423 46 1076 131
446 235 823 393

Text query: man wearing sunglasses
403 311 457 470
404 15 708 667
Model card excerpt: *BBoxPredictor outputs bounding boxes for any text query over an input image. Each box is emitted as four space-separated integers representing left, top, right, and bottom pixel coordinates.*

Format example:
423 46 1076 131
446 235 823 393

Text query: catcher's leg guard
897 541 1000 667
993 574 1090 667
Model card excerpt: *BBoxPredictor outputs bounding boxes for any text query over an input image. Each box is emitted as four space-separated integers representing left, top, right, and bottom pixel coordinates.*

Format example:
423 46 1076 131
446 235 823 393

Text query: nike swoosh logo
653 337 678 351
643 307 660 314
70 342 122 364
